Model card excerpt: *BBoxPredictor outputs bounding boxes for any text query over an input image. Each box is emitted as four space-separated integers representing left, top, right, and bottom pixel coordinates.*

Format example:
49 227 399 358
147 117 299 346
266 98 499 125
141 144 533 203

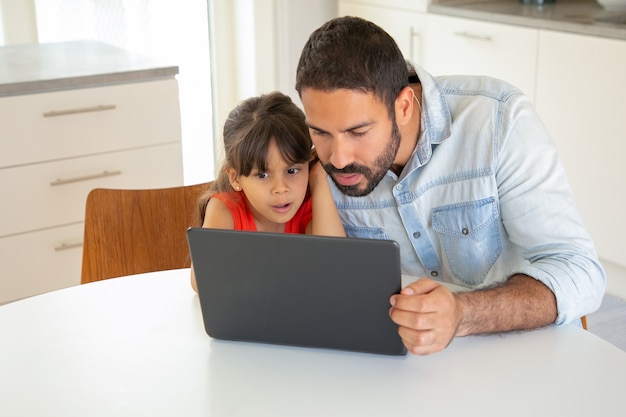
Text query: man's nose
329 136 354 170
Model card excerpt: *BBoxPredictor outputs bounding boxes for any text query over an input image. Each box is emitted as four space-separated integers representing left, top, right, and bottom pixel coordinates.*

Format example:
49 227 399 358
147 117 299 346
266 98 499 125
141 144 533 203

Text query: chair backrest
81 182 211 284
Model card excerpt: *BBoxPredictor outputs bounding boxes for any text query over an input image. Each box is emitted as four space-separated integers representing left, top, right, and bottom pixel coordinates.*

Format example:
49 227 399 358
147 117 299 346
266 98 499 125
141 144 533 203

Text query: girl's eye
255 172 268 179
286 167 301 175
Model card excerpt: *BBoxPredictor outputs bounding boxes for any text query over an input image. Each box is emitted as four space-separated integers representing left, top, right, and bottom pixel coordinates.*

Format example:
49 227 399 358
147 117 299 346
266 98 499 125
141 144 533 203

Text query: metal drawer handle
454 31 492 41
54 241 83 252
50 169 122 186
410 27 421 62
43 104 117 118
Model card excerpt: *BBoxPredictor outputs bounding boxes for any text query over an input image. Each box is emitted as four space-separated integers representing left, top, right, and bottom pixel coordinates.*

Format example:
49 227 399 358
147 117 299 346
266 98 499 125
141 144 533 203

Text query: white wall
0 0 38 44
209 0 337 167
274 0 338 107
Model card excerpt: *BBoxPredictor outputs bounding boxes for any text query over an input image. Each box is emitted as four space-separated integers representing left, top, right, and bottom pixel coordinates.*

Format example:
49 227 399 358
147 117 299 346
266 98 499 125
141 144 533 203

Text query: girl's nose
272 177 289 194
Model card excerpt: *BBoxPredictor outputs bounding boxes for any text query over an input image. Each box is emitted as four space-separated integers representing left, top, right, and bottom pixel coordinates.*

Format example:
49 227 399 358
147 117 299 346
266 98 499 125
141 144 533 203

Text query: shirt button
430 271 439 277
462 227 469 235
396 184 404 191
413 231 421 239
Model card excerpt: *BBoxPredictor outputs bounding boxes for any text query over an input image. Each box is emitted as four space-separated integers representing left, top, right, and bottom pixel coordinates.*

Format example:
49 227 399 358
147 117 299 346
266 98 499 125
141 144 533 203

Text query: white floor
587 294 626 352
586 258 626 352
602 258 626 300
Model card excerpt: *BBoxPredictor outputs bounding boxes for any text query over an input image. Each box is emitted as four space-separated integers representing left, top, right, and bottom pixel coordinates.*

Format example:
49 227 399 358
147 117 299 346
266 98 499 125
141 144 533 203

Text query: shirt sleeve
495 93 606 324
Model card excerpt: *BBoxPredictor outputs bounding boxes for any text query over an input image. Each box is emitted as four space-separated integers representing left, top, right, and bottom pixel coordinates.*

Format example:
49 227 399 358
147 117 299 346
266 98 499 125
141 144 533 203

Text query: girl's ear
227 168 241 191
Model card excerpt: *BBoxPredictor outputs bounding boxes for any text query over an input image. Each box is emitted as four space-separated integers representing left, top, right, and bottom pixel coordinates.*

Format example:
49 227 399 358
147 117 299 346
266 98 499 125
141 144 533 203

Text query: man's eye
351 130 367 137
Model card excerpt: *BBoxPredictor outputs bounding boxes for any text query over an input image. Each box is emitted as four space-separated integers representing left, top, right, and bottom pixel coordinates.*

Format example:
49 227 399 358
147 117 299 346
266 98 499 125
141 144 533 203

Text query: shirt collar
395 65 452 181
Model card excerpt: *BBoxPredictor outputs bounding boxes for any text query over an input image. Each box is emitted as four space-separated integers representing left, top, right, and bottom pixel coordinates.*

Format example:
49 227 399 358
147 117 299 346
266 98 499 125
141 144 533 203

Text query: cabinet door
0 79 182 168
0 223 84 304
0 143 183 238
338 1 427 65
424 14 538 102
535 30 626 268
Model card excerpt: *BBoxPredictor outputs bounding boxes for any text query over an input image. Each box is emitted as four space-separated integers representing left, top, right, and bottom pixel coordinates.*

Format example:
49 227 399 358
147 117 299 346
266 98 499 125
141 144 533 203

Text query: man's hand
389 278 464 355
389 274 558 355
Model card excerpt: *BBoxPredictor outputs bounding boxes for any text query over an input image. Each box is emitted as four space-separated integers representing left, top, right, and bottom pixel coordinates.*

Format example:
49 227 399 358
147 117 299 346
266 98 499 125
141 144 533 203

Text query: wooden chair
81 182 211 284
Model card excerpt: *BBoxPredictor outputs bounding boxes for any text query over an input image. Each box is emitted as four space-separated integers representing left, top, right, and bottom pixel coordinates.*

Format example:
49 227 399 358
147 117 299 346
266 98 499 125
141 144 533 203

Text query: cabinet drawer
424 14 538 102
0 143 183 237
536 30 626 267
0 223 84 304
0 79 181 168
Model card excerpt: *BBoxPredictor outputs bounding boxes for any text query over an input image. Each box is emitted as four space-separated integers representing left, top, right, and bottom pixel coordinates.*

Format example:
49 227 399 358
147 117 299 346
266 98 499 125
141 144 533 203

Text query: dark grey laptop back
187 228 406 355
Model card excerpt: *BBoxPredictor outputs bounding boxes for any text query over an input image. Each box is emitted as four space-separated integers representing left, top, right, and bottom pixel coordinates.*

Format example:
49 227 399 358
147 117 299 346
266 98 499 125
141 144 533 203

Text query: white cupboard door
0 79 182 168
338 1 427 65
0 143 183 238
424 14 538 102
535 30 626 268
0 223 84 304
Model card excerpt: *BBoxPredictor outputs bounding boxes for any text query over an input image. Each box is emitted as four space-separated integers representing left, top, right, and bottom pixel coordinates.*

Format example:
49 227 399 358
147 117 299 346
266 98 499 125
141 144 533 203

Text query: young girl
191 91 345 291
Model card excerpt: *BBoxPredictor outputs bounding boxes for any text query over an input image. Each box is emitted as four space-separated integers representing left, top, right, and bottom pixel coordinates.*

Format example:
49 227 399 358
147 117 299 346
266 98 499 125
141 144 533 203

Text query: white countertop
0 268 624 416
0 40 179 97
430 0 626 40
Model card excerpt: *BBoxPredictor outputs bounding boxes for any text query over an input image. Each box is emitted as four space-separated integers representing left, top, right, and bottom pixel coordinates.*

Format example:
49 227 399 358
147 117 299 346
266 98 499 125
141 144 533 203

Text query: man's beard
323 121 401 197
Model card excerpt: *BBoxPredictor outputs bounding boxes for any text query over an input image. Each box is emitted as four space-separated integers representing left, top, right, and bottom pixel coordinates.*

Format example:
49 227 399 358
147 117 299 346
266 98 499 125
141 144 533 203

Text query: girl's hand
308 158 328 194
306 150 345 238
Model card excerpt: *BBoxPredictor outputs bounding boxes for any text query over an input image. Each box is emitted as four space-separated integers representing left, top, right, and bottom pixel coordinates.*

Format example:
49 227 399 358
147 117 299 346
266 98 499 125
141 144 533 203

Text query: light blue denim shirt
330 65 606 325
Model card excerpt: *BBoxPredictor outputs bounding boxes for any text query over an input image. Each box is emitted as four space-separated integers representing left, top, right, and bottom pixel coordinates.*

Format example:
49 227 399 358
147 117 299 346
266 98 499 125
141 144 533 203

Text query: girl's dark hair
196 91 312 225
295 16 408 118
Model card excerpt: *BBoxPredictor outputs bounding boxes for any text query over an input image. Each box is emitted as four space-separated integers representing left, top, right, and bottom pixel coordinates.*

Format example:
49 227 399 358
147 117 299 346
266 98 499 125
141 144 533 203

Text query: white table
1 269 624 416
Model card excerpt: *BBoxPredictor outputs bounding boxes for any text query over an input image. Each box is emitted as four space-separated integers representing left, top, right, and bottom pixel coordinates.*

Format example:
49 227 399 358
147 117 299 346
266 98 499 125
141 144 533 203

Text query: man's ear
395 86 415 126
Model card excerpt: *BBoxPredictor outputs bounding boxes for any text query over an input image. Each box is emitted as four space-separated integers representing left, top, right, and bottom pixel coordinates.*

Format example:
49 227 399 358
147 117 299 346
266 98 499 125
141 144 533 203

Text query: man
295 16 605 355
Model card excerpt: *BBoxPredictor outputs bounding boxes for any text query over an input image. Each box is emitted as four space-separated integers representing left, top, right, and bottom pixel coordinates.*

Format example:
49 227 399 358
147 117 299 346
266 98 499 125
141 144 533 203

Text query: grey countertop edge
427 4 626 40
0 66 179 98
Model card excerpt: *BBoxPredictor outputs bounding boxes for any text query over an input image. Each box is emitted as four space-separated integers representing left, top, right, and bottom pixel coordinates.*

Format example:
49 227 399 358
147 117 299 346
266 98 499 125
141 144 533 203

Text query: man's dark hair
295 16 408 117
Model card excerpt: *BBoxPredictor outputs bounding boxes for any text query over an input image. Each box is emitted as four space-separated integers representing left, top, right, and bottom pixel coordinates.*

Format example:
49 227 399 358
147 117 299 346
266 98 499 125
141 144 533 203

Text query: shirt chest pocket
432 197 502 285
343 225 390 241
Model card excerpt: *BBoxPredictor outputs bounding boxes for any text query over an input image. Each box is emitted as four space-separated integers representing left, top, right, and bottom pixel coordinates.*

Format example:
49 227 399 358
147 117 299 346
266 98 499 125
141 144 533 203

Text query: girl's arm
306 161 345 237
191 197 235 292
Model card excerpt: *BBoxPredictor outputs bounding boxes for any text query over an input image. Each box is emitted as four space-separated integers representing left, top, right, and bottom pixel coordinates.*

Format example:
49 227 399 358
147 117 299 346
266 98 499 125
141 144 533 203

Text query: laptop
187 227 406 355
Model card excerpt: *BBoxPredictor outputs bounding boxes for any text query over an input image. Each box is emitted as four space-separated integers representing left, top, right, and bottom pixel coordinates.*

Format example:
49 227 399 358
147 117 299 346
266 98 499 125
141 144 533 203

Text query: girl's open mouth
272 202 292 213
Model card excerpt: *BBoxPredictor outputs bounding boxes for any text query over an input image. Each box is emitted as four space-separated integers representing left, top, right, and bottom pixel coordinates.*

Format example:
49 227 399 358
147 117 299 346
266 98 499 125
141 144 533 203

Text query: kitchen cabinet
535 30 626 268
0 42 184 304
423 13 538 103
338 0 427 65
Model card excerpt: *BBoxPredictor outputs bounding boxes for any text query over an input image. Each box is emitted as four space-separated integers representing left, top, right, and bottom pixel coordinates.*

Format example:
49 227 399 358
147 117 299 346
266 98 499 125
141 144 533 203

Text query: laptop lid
187 227 406 355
